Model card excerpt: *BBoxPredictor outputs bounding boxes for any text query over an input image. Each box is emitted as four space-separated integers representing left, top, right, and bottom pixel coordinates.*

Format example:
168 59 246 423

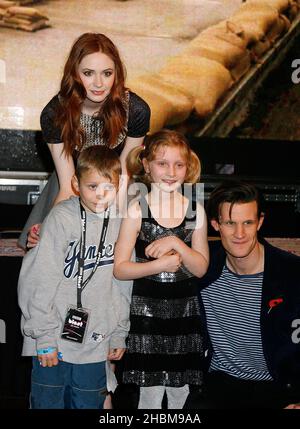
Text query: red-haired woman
18 32 150 249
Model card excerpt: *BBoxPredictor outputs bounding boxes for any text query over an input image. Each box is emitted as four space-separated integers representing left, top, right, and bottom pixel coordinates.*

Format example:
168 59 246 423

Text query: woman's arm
47 142 76 204
27 143 75 247
120 91 150 173
117 136 145 214
119 136 144 175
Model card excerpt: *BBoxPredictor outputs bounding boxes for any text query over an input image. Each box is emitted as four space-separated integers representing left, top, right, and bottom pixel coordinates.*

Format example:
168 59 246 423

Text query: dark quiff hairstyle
126 129 201 185
56 33 127 156
206 180 265 222
75 146 121 186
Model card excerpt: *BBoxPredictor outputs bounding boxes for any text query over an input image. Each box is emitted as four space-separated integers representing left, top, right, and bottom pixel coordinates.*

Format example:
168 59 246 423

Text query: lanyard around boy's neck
77 201 110 309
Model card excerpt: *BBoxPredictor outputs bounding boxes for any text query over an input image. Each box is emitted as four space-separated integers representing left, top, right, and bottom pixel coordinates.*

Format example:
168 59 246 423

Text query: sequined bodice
79 91 129 150
135 198 196 282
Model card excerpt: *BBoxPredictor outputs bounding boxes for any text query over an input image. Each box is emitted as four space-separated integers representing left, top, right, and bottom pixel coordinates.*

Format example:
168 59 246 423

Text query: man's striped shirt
201 265 272 381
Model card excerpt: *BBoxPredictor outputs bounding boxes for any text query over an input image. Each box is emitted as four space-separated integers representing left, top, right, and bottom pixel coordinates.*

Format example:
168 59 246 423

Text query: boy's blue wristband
37 347 57 355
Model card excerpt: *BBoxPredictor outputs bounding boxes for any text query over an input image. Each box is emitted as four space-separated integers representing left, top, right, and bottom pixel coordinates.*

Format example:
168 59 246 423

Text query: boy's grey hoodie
18 196 132 364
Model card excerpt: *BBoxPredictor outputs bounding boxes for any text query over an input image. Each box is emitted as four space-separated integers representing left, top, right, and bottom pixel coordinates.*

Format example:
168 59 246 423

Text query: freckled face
78 52 115 104
143 146 187 193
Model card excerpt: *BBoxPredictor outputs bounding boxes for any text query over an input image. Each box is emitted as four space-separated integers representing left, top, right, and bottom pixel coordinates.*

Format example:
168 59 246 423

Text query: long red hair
56 33 127 156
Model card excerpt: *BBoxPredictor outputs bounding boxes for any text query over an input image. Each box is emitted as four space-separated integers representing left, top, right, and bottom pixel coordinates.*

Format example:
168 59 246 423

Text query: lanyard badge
61 202 110 344
61 306 89 343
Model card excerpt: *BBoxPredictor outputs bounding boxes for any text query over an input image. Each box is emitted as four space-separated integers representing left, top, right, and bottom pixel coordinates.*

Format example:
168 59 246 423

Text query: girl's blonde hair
127 129 201 185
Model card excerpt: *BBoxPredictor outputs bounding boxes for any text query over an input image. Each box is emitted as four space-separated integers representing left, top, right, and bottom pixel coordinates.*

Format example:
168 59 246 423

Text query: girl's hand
107 348 126 361
157 253 182 273
38 350 59 368
145 236 178 259
27 224 41 249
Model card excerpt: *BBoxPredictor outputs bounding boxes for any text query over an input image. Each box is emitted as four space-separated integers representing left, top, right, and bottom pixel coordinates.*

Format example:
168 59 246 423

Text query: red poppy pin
268 297 283 314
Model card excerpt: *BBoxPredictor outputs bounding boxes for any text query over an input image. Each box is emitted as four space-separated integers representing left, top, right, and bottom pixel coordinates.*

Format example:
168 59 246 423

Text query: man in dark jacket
186 180 300 409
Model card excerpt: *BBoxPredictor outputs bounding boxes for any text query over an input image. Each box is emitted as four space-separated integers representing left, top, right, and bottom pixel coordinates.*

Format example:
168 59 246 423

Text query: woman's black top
40 90 150 154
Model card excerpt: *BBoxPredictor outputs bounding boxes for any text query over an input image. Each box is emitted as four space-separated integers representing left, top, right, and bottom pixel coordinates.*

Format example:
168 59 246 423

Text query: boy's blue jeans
31 357 107 409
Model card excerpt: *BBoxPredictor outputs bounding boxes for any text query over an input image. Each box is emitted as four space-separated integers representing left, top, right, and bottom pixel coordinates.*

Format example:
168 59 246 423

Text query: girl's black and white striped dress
123 197 205 388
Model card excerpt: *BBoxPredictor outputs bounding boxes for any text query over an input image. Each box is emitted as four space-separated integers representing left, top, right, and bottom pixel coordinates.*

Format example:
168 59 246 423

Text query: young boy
18 146 131 409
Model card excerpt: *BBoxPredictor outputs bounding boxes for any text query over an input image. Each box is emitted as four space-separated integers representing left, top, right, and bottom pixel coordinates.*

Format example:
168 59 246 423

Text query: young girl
113 129 209 409
19 32 150 250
